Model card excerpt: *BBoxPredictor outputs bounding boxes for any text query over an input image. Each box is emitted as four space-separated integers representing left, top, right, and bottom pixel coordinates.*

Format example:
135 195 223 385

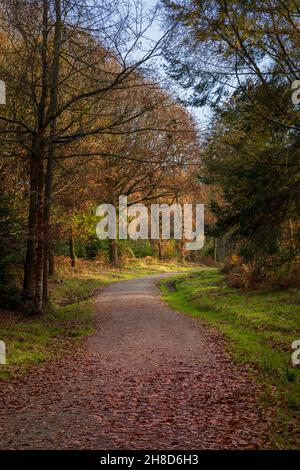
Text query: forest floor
0 272 271 449
161 269 300 449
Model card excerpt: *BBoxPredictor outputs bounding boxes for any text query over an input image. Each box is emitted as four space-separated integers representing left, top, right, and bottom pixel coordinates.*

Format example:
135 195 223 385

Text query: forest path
0 274 270 449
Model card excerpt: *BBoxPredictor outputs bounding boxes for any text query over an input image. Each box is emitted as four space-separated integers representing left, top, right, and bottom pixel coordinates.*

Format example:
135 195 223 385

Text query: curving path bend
0 274 271 449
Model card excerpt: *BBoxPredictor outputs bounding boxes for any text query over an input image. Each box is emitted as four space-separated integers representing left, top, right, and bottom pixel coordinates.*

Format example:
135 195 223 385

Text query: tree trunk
48 249 55 276
149 239 157 257
23 151 38 300
32 0 49 315
33 135 46 315
69 236 76 268
43 126 57 302
180 239 185 263
43 131 57 301
176 238 185 263
23 135 46 315
214 237 218 263
289 219 296 253
157 239 163 260
43 0 61 302
108 239 119 266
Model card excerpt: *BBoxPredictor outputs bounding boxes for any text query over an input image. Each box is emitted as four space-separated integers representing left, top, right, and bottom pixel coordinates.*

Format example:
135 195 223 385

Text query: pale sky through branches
130 0 213 130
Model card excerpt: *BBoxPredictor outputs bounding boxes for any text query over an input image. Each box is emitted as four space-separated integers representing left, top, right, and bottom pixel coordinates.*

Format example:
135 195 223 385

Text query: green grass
0 257 191 380
160 268 300 449
0 299 95 380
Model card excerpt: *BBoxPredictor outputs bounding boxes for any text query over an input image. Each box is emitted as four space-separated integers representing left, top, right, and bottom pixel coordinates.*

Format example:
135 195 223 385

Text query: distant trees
52 85 200 266
0 0 202 312
0 0 165 312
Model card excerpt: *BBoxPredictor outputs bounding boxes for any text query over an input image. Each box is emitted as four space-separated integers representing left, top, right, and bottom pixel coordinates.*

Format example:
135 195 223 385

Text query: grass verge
160 268 300 449
0 257 191 380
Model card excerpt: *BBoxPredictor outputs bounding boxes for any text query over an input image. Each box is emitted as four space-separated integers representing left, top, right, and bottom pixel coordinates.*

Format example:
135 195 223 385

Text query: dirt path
0 274 271 449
